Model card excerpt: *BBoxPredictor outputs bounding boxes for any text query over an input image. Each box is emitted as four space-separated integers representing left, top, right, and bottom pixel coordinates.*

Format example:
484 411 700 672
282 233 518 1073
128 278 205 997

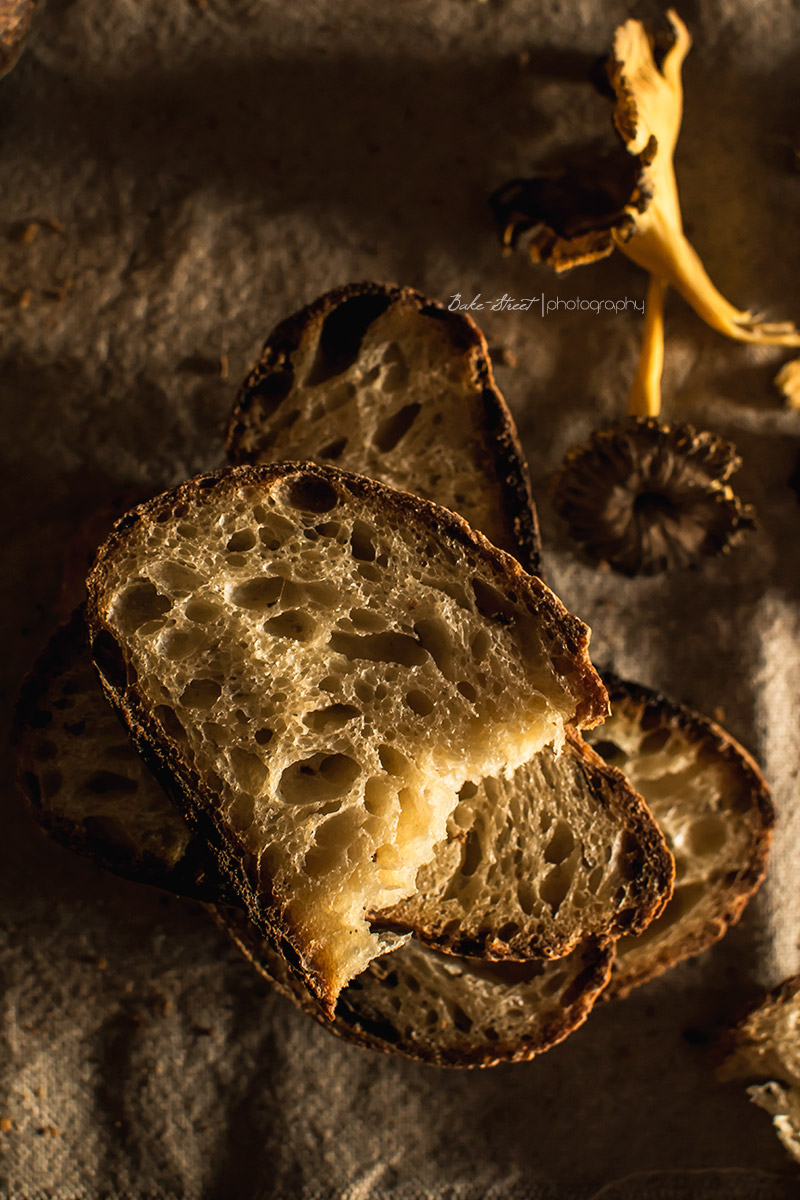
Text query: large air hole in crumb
257 512 297 549
470 632 490 666
364 776 395 816
304 810 365 878
329 630 427 668
152 561 204 594
405 689 433 716
457 681 477 702
279 752 361 805
349 608 387 632
316 520 342 538
587 864 605 894
305 293 391 384
373 402 420 453
160 627 204 661
381 361 410 394
303 704 360 731
460 828 483 878
280 474 339 514
229 748 269 793
350 520 378 562
227 530 257 553
356 562 382 582
246 368 294 420
155 704 187 742
540 863 573 914
450 1005 473 1034
378 744 410 776
184 598 221 624
498 921 520 942
414 618 455 681
114 580 172 632
180 679 222 709
516 880 536 916
542 971 568 997
264 610 317 641
231 577 283 610
228 792 255 832
254 727 274 745
471 577 516 625
544 821 575 865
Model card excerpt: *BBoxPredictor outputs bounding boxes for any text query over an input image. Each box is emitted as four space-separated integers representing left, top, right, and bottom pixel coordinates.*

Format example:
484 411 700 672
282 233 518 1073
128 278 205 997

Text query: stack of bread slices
15 284 774 1067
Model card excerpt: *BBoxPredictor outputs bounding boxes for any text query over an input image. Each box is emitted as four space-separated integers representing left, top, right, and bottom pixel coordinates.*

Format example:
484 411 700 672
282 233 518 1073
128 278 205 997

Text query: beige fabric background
2 0 800 1196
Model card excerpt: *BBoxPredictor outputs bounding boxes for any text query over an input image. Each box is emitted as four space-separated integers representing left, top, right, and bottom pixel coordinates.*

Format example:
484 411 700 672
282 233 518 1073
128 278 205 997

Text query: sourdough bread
378 728 672 959
227 282 541 574
15 611 233 903
220 908 614 1068
85 462 608 1014
585 677 774 998
17 617 616 1066
225 284 674 962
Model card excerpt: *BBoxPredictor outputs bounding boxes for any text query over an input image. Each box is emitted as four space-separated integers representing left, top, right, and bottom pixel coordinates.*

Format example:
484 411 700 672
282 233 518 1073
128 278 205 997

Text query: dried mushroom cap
552 417 757 576
490 143 651 273
494 10 800 347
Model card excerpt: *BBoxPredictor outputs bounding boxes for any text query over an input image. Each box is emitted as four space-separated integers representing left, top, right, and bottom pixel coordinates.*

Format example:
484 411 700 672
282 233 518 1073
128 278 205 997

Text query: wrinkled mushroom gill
552 418 757 576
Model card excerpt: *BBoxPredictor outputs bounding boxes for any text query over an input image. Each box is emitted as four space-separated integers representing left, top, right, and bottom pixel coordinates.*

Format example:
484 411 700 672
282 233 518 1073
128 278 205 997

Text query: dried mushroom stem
628 275 666 418
618 214 800 347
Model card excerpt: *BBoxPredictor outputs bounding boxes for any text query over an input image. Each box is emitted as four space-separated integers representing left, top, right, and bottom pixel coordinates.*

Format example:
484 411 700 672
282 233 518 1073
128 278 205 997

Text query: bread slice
219 908 614 1068
376 728 672 959
585 677 774 999
17 616 616 1066
14 611 234 904
85 462 609 1014
226 282 542 574
718 975 800 1164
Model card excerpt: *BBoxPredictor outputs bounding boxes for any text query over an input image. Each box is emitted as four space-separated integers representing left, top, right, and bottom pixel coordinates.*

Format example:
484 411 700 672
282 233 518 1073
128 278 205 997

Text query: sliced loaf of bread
224 284 674 962
230 283 767 995
227 282 541 574
586 677 774 998
16 617 616 1066
85 462 610 1014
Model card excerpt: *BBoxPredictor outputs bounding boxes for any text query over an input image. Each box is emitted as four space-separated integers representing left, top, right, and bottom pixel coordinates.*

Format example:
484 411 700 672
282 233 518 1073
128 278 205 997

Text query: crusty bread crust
85 462 608 1014
595 675 774 1001
226 281 543 577
216 906 614 1069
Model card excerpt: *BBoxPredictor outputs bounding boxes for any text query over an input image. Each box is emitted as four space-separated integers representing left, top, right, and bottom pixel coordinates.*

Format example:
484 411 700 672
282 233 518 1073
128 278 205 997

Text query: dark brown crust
225 281 543 578
85 462 608 1014
13 610 238 906
215 907 615 1069
600 675 775 1001
375 725 674 959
